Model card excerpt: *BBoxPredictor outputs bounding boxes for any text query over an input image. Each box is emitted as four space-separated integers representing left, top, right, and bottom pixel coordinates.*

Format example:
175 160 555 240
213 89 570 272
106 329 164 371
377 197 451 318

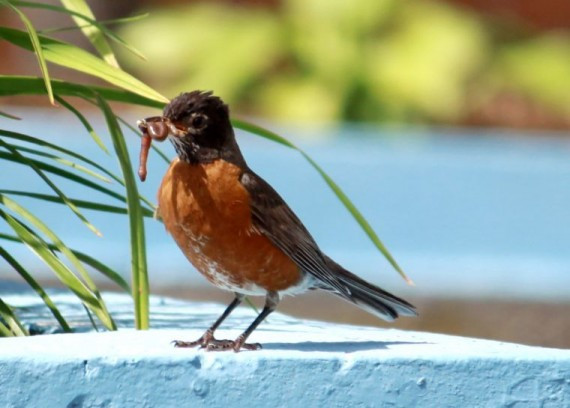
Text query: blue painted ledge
0 292 569 407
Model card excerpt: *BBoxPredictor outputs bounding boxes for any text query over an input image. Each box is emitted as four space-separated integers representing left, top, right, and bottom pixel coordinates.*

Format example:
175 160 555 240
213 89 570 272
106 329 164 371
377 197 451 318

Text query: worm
137 120 170 182
138 132 152 182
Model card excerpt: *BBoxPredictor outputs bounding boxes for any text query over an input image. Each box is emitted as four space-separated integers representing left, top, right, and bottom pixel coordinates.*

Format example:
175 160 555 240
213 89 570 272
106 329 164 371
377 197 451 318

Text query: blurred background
1 0 569 347
3 0 570 129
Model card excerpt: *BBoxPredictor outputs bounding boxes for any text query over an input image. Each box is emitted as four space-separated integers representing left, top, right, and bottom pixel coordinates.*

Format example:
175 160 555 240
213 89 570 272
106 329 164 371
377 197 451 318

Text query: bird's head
138 91 243 165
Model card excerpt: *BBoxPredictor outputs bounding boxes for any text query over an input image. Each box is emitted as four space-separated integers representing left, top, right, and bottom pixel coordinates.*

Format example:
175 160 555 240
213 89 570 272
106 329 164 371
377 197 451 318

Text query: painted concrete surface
0 292 569 407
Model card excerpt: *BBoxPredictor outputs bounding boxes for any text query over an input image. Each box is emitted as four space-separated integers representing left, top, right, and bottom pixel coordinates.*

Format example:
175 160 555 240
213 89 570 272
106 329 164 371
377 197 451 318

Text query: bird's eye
191 114 207 129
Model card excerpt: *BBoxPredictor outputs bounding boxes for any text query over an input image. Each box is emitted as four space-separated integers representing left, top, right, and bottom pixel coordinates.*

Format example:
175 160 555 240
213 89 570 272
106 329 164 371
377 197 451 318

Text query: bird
138 91 417 352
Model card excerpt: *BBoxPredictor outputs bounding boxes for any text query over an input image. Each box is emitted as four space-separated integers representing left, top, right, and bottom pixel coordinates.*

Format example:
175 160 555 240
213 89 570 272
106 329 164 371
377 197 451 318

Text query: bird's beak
137 116 187 141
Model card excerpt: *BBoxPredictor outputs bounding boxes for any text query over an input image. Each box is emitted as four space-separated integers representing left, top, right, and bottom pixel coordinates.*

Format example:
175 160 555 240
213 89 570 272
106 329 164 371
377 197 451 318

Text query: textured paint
0 293 568 407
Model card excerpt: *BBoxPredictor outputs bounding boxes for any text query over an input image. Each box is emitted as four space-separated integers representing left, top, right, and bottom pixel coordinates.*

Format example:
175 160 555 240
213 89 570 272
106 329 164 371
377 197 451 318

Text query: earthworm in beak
136 117 170 182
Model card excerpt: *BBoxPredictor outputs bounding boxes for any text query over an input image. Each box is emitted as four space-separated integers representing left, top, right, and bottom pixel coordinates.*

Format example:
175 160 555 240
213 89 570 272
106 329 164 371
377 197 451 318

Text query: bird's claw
172 329 214 348
205 339 262 352
171 339 202 348
172 332 261 352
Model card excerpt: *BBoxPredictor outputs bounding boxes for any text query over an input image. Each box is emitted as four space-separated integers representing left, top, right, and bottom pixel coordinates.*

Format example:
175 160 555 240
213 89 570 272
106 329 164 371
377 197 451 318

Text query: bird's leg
207 291 279 352
172 293 244 348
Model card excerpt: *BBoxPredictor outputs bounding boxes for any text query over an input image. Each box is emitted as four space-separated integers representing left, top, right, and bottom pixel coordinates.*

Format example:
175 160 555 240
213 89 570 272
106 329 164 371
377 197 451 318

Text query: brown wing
240 170 351 297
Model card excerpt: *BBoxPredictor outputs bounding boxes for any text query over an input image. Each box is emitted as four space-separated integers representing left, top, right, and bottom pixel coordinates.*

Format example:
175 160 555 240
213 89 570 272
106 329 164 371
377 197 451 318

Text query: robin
137 91 417 352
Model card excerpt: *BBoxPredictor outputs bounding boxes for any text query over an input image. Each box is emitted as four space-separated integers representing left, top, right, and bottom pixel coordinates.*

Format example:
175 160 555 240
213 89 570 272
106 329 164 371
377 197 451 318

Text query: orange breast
157 158 301 293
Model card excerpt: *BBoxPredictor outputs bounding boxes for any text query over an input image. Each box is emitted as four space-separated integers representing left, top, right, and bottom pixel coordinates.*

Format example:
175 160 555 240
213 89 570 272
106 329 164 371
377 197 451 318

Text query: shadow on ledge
262 340 426 352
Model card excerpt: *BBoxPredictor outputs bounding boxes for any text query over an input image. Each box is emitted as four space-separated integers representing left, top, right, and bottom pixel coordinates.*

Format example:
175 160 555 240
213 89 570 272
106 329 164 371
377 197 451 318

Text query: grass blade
1 194 99 292
0 129 122 185
0 297 28 336
97 95 149 329
58 0 120 67
232 119 413 284
2 2 54 104
0 110 21 120
0 28 169 103
8 144 111 183
0 148 156 214
0 232 131 294
0 150 128 203
232 119 296 148
11 0 146 62
0 190 154 217
54 95 109 154
72 251 131 294
82 304 99 332
40 12 150 35
0 210 116 330
0 194 119 321
300 152 413 285
0 319 13 337
74 96 160 211
0 247 71 332
0 76 165 108
0 138 102 237
0 147 154 209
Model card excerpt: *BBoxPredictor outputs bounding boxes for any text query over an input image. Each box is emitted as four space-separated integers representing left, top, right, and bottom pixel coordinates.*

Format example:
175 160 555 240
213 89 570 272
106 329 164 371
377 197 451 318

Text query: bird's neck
171 136 247 168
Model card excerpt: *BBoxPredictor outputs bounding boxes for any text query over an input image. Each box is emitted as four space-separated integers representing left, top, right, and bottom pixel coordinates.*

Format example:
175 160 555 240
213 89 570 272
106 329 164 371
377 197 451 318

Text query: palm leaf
58 0 120 67
40 12 149 35
0 297 28 336
8 143 111 183
0 138 102 236
0 210 116 330
0 129 156 210
0 232 131 294
0 27 168 103
1 1 54 105
1 129 115 180
0 110 21 120
11 0 146 62
0 247 71 332
0 150 128 204
55 95 109 154
96 95 149 329
0 190 154 217
1 194 100 292
0 320 13 337
0 76 165 108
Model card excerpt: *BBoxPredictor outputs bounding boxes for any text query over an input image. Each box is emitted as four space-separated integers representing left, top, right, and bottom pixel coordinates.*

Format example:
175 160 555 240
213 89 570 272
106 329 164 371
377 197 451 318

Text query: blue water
1 108 569 301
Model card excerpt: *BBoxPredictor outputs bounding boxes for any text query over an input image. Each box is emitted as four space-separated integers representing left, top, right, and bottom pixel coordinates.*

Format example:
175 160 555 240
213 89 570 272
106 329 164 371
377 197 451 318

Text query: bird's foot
205 336 261 352
172 329 214 348
172 332 261 352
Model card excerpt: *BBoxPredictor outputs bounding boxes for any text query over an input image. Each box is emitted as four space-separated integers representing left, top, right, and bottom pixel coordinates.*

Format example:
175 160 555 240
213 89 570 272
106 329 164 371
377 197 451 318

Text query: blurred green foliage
120 0 570 124
488 34 570 114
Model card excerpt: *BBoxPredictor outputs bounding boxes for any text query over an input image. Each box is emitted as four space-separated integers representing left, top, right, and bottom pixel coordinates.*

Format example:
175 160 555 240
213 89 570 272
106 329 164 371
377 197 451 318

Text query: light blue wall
0 292 569 407
2 109 569 300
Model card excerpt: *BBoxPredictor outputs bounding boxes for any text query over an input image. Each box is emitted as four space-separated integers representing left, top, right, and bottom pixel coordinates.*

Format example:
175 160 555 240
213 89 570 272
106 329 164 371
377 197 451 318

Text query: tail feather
320 256 417 322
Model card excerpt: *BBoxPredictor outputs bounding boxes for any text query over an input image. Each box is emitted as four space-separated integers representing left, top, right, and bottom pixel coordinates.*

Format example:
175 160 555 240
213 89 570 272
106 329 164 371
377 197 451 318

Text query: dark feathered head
163 91 229 135
142 91 244 165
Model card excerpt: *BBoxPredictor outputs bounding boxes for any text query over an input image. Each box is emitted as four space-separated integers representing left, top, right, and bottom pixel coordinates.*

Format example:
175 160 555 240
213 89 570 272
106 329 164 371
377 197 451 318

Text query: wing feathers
242 171 350 296
240 170 416 321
